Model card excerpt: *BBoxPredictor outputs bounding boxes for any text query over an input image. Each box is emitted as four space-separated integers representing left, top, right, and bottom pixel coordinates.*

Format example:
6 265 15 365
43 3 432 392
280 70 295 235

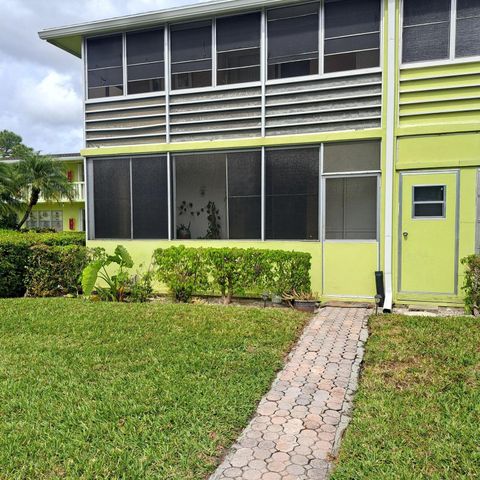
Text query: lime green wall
87 239 379 301
80 129 383 158
323 242 378 300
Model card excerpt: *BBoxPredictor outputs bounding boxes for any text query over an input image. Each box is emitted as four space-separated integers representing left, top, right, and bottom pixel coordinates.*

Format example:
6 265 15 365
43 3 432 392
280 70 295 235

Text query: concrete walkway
210 307 369 480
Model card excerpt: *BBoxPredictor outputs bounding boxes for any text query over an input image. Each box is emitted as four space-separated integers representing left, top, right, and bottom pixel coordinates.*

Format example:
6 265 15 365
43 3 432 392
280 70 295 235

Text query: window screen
324 0 381 73
171 21 212 90
456 0 480 57
412 185 446 217
227 151 261 239
266 148 319 240
267 3 319 80
217 13 261 85
132 156 168 238
93 158 131 239
87 35 123 99
127 29 165 94
323 141 381 173
325 176 377 240
174 153 227 239
402 0 451 63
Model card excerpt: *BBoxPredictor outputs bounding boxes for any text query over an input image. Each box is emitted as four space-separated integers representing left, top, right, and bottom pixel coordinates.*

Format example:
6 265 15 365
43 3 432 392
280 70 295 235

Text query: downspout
383 0 397 313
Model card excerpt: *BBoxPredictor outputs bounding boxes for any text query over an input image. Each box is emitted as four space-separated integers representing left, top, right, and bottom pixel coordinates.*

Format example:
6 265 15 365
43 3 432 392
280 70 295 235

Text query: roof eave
38 0 301 43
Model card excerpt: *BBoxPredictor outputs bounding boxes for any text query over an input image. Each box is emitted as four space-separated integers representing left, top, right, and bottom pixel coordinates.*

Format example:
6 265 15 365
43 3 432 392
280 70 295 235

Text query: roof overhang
38 0 304 57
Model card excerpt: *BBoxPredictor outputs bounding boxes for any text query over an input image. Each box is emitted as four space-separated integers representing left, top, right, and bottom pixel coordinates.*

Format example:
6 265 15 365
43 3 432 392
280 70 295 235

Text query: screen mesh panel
93 158 131 239
266 148 319 240
227 151 261 239
325 176 377 240
323 141 381 173
132 156 168 239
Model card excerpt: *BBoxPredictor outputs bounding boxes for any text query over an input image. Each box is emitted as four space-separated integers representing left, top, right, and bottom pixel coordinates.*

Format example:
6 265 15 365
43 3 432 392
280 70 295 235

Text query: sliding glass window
216 12 261 85
267 3 319 80
87 35 123 99
324 0 381 73
170 21 212 90
265 148 319 240
126 28 165 94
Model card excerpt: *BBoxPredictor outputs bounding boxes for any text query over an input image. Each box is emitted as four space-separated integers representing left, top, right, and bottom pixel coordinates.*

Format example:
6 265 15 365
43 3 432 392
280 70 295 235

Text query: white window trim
84 0 384 102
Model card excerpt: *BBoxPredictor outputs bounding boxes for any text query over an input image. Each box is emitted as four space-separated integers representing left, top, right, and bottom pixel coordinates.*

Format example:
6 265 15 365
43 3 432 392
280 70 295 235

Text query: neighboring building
2 153 86 232
38 0 480 308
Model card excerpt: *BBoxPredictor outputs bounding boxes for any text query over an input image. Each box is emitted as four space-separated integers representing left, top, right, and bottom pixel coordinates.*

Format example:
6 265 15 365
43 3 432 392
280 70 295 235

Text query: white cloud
18 71 82 126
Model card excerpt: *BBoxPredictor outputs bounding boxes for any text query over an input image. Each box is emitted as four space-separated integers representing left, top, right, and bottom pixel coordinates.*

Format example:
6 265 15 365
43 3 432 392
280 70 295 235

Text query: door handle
403 231 408 239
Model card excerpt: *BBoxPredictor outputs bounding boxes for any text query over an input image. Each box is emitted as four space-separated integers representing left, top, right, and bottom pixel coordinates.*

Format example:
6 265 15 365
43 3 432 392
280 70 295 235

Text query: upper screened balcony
40 0 384 148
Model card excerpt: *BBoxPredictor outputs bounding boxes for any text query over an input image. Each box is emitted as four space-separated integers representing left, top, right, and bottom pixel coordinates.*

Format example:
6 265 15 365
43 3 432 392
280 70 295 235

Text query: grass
0 298 307 479
332 314 480 480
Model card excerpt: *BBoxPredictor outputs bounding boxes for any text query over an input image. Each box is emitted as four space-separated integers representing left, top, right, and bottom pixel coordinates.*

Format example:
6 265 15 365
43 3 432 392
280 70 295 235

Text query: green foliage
0 212 18 230
24 244 88 297
153 245 209 302
12 151 74 229
205 248 263 304
0 129 28 159
0 298 305 479
0 229 86 298
81 245 152 302
153 246 311 303
331 314 480 480
461 254 480 314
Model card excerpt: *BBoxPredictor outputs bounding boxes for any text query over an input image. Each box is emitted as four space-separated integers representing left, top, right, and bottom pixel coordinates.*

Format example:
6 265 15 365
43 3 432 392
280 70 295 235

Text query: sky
0 0 202 154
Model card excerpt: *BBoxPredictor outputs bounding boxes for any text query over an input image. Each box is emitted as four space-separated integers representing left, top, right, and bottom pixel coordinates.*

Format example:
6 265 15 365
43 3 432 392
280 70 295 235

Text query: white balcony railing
36 182 85 203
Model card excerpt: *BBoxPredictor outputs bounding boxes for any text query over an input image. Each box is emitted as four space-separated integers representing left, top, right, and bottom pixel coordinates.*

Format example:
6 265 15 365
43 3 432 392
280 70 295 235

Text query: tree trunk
17 188 40 230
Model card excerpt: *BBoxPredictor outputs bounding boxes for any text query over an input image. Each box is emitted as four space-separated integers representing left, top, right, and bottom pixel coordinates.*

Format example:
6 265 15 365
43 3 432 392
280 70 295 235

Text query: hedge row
0 229 87 297
153 246 311 303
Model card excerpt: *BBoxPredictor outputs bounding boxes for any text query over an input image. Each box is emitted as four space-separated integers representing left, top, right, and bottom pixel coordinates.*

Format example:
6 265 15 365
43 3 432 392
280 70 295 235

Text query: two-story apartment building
2 153 86 231
38 0 480 309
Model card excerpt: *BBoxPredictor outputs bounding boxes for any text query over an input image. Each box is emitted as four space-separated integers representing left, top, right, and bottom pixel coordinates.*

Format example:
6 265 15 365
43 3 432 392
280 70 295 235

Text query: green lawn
332 314 480 480
0 298 306 479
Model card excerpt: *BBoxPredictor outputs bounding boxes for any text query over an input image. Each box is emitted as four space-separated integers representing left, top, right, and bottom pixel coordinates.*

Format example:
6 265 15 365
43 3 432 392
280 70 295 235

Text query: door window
412 185 446 218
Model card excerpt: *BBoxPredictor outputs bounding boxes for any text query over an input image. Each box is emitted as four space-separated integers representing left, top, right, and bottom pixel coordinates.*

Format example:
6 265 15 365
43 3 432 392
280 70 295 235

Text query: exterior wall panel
399 62 480 130
85 95 167 147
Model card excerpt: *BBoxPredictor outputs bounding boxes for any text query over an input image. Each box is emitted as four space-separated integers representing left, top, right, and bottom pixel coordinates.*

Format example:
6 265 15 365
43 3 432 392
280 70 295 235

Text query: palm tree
15 152 74 230
0 162 20 218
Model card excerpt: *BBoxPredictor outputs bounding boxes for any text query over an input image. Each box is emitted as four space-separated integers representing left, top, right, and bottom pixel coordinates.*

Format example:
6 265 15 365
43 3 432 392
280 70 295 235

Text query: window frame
322 173 380 242
84 2 384 102
400 0 480 68
85 33 125 100
411 184 447 219
126 27 166 95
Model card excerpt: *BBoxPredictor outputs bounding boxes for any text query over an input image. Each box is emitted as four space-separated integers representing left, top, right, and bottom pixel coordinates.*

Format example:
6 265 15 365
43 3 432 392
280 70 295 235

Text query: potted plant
282 289 319 313
177 223 191 239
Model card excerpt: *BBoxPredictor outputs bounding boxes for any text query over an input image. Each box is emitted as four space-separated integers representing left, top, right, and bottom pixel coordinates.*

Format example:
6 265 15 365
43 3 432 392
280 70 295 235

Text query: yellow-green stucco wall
87 240 379 301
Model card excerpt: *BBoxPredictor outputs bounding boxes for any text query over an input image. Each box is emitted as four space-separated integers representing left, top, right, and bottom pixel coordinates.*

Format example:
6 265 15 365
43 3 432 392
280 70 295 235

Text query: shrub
153 246 209 302
81 245 153 303
461 254 480 314
0 229 86 297
24 244 88 297
205 248 263 304
264 250 311 296
153 246 311 304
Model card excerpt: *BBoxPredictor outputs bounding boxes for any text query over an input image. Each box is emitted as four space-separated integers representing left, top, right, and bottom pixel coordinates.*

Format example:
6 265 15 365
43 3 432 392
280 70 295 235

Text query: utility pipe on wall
383 0 397 313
